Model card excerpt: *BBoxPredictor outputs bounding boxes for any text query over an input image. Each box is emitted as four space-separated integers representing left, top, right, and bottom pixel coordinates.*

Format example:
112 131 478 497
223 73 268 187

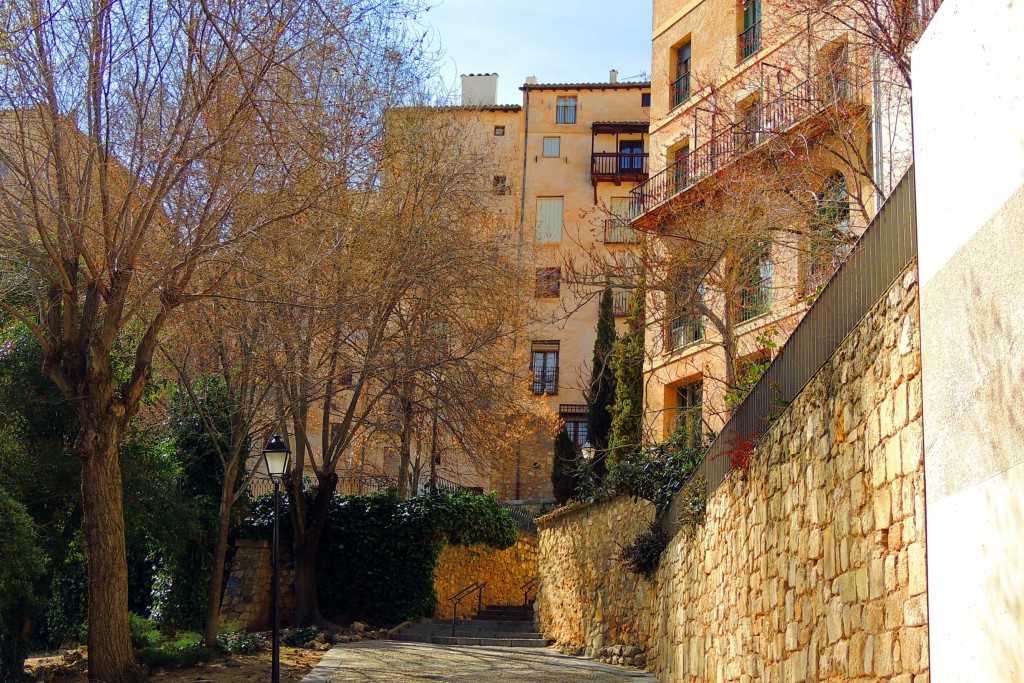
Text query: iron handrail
449 580 487 636
520 577 539 620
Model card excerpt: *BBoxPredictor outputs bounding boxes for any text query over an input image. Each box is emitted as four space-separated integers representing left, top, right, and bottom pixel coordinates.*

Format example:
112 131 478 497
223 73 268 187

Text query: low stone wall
434 532 538 619
220 538 295 630
536 266 928 682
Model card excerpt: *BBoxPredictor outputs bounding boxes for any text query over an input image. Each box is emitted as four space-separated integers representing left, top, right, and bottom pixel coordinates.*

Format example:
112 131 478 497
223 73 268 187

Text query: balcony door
619 139 644 172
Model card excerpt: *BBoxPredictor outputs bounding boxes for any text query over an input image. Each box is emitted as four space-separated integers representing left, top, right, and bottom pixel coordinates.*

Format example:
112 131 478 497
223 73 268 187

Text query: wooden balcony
630 78 867 228
591 152 649 184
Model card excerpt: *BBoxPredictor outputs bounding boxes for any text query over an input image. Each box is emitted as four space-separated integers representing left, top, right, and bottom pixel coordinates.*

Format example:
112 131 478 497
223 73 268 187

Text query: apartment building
351 73 650 500
632 0 914 443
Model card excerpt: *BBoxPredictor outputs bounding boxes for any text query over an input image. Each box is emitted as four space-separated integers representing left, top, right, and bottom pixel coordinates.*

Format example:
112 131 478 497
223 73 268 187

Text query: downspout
513 84 531 500
872 46 885 207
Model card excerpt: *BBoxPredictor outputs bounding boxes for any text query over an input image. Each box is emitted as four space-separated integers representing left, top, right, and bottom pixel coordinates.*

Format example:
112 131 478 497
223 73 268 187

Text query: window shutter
536 197 564 242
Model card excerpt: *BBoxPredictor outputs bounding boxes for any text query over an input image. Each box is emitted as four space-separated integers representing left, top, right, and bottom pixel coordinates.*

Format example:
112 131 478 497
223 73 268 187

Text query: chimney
524 76 538 85
610 69 619 84
460 73 498 106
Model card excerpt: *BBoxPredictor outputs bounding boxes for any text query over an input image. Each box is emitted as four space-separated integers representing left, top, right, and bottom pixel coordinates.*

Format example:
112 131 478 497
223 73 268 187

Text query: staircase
389 603 549 647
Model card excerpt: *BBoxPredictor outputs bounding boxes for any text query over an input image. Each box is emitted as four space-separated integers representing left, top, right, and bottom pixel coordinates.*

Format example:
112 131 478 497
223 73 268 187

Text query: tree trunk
78 427 146 683
396 395 414 498
289 473 336 628
203 468 238 647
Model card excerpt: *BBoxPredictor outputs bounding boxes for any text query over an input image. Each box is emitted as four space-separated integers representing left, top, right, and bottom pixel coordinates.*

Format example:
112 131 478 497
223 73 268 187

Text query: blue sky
422 0 653 105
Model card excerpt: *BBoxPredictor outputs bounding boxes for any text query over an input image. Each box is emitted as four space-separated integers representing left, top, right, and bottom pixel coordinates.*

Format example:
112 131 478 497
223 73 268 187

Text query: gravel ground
304 641 658 683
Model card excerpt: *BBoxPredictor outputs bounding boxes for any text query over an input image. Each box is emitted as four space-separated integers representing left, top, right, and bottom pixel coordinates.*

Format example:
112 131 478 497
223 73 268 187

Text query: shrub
216 622 264 654
677 474 708 536
281 627 321 647
0 488 46 683
240 488 518 626
619 523 669 579
129 613 162 650
604 437 704 515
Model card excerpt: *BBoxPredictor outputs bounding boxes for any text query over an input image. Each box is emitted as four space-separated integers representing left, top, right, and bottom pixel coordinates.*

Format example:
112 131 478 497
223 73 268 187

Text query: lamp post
262 435 291 683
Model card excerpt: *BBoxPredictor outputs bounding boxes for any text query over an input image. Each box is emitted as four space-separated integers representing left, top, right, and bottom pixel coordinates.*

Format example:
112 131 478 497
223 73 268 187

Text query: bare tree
0 0 430 678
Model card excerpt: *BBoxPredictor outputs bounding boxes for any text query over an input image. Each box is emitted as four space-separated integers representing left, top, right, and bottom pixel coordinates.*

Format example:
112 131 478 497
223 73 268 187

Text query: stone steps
389 603 549 648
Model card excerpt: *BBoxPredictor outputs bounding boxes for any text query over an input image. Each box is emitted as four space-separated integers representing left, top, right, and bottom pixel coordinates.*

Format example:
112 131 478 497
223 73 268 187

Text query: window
535 267 561 297
675 381 703 447
535 196 564 242
673 41 692 107
556 96 577 124
542 136 561 157
805 172 851 291
739 0 762 61
493 175 509 195
605 197 637 244
669 283 704 350
739 241 772 322
494 125 505 136
641 92 651 107
564 420 589 450
735 93 762 152
820 40 852 103
670 143 690 192
530 342 560 395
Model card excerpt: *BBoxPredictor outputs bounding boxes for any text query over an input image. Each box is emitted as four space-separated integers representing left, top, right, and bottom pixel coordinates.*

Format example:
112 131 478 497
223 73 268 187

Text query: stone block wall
219 538 295 630
536 265 927 682
434 532 538 620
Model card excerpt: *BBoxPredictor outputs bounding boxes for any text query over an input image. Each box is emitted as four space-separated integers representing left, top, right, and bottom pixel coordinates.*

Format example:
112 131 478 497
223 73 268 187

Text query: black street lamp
262 434 291 683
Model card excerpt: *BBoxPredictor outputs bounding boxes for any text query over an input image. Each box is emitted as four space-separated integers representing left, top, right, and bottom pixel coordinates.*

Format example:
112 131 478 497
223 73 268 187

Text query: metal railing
604 218 639 244
739 287 771 322
662 167 917 533
669 315 703 350
449 581 487 636
631 78 844 221
530 368 558 395
591 152 648 177
739 21 762 61
555 104 576 124
499 502 540 536
249 471 480 499
520 577 538 620
611 289 631 316
672 70 691 108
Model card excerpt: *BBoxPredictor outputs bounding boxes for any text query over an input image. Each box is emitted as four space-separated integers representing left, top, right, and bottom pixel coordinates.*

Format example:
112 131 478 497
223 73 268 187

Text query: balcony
629 78 866 227
591 152 649 184
612 289 631 316
604 218 639 244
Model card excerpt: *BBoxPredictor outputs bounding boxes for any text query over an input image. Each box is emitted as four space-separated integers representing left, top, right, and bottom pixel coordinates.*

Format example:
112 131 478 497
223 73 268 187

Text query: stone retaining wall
434 532 538 619
536 265 928 682
219 538 296 630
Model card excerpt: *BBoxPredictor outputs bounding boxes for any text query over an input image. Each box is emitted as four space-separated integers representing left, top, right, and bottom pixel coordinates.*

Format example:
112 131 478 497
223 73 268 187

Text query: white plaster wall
913 0 1024 287
913 1 1024 681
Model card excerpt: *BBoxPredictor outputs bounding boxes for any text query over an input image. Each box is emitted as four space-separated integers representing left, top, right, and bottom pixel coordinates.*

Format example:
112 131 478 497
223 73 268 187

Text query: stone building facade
536 264 927 682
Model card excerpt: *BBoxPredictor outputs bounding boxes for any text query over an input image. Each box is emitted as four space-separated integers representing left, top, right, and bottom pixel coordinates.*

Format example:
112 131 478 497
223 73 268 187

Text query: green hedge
241 488 517 626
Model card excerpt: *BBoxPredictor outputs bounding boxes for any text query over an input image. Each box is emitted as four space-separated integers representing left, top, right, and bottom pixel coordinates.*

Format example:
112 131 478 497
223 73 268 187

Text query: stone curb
299 645 348 683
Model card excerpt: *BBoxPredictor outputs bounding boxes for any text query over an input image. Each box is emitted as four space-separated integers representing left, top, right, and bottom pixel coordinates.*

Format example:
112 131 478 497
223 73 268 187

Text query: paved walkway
302 641 658 683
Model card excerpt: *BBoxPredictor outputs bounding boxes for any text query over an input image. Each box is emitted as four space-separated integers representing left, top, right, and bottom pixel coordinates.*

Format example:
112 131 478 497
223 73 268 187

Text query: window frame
555 96 578 124
534 267 561 298
535 196 565 243
673 41 692 108
492 174 509 195
530 342 560 395
494 125 506 136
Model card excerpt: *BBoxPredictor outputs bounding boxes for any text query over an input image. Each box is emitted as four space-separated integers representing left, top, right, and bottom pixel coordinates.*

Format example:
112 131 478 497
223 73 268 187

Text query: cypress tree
586 288 618 479
607 279 646 467
551 425 578 504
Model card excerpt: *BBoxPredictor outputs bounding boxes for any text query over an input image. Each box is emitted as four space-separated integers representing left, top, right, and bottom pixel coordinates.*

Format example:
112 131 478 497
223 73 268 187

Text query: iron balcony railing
556 103 577 124
604 218 639 244
661 167 918 534
672 70 691 108
630 78 827 220
739 21 762 61
739 287 771 322
591 152 649 177
612 289 631 316
530 368 558 395
669 315 703 350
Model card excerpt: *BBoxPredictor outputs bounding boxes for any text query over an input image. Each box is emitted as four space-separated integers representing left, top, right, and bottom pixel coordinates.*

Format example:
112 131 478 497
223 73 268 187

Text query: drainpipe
513 83 531 500
872 46 884 207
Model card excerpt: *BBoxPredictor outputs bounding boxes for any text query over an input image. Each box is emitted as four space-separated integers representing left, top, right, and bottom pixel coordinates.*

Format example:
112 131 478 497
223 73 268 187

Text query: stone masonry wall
536 265 927 682
434 532 538 620
220 538 296 630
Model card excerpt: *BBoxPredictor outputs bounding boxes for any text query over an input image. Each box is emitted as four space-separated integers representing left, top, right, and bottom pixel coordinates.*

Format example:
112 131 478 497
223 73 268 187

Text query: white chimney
610 69 619 84
461 73 498 106
524 76 538 85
